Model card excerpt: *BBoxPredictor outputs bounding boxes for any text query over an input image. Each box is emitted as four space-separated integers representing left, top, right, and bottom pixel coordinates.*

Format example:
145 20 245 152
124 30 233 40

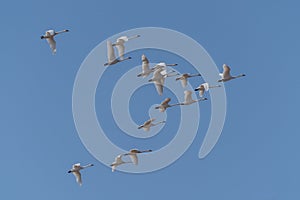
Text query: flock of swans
41 29 245 186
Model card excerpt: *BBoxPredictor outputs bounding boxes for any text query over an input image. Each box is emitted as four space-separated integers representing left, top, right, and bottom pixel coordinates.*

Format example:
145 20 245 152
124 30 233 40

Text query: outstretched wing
107 40 116 62
184 90 193 103
129 154 138 165
222 64 231 79
181 78 187 87
72 171 82 186
46 37 56 54
116 43 125 60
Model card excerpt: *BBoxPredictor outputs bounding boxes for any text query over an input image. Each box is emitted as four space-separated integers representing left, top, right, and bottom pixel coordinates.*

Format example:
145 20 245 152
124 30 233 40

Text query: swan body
67 163 93 186
138 118 165 131
195 83 221 97
104 40 131 66
176 73 201 87
218 64 245 82
40 29 69 54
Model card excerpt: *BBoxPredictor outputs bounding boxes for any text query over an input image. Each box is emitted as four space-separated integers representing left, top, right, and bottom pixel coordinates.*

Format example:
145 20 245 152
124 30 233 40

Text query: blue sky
1 0 299 199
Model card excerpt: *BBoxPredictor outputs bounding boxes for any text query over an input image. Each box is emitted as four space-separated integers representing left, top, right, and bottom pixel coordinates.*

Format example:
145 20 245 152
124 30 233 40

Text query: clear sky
1 0 299 199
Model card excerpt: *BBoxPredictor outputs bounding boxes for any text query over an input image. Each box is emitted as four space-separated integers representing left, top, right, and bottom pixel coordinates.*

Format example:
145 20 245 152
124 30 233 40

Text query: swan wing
72 171 82 186
181 78 187 87
116 43 125 60
222 64 231 79
154 79 164 95
129 154 138 165
46 37 56 54
184 90 193 103
107 40 116 62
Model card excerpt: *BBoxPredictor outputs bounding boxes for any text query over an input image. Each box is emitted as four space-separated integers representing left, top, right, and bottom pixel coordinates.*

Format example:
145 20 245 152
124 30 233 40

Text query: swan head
67 170 72 173
40 36 44 39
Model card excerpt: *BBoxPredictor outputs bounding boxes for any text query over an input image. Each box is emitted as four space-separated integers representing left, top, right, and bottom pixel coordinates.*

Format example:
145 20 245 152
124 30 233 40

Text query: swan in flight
137 54 154 78
124 149 152 165
40 29 69 54
148 68 166 95
176 73 201 87
110 154 132 172
218 64 246 82
138 118 165 131
194 83 221 97
148 68 178 95
155 98 179 112
176 90 207 106
67 163 94 186
104 40 131 66
112 35 140 60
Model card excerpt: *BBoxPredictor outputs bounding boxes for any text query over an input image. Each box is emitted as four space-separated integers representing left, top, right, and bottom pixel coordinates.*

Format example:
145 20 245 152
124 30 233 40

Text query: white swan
148 68 178 95
40 29 69 54
138 118 165 131
110 154 132 172
194 83 221 97
124 149 152 165
67 163 93 186
137 54 154 77
176 73 201 87
218 64 246 82
112 35 140 59
104 40 131 66
175 90 207 105
155 98 179 112
148 68 165 95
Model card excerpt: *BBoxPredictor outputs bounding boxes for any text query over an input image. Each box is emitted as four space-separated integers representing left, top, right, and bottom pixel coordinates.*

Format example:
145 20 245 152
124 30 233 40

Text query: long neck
209 85 221 88
153 121 165 126
165 71 179 77
82 164 93 168
140 150 152 153
166 63 178 66
121 56 131 61
128 35 140 40
233 74 245 79
55 30 68 35
190 73 201 77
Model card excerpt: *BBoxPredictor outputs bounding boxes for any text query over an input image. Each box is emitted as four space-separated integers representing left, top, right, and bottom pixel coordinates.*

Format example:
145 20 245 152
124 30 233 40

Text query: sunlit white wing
107 40 116 63
46 38 56 54
72 171 82 186
222 64 231 79
181 78 187 87
116 43 125 60
154 79 164 95
184 91 193 103
129 154 138 165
